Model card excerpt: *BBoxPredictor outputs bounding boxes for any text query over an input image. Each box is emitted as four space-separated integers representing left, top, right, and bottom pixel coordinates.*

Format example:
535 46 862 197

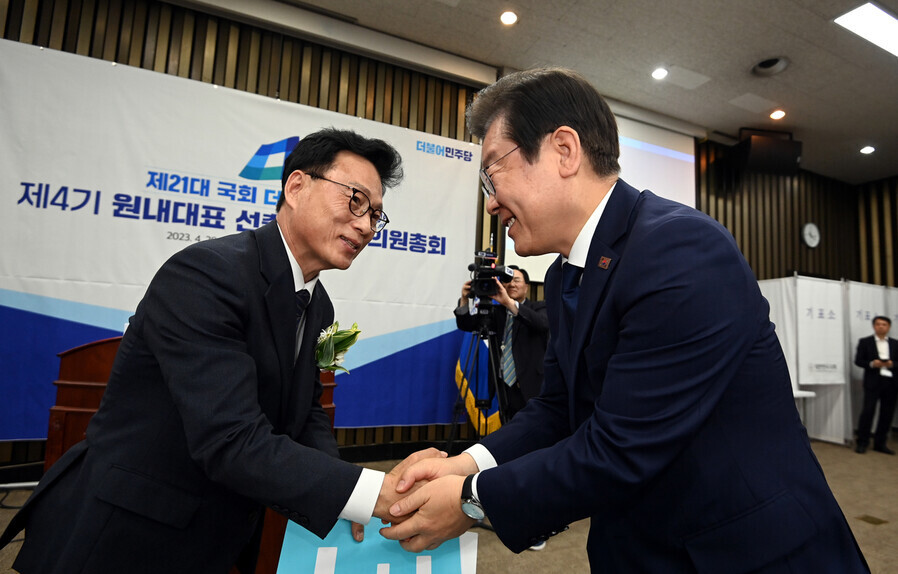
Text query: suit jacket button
298 515 310 526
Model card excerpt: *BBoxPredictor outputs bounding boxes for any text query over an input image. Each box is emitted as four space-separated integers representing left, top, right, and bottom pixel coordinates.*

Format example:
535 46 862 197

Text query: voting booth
759 275 898 443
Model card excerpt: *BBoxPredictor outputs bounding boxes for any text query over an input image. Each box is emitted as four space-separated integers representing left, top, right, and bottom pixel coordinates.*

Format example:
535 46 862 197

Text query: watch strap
461 474 475 501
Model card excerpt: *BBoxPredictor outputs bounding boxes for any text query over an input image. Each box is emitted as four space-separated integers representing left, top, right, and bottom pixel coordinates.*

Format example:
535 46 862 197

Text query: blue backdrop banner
0 39 480 440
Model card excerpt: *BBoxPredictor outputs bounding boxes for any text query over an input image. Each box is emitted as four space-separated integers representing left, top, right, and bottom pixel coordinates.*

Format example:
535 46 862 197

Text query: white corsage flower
315 321 361 373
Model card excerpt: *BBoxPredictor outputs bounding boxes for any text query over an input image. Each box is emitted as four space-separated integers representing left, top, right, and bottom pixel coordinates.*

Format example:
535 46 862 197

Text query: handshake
353 447 482 552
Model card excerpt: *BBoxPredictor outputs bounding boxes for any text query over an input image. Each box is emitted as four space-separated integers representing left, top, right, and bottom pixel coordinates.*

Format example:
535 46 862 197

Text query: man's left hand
490 278 516 312
379 474 476 552
372 448 447 523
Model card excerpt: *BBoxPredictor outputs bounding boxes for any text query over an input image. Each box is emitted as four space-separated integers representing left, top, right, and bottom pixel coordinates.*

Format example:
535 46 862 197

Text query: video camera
468 250 514 298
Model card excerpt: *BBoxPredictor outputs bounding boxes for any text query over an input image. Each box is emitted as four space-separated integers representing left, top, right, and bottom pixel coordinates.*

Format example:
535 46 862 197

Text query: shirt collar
277 222 318 294
563 181 617 268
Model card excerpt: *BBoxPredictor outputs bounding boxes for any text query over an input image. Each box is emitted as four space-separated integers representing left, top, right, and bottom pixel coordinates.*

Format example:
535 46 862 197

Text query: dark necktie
561 263 583 327
294 289 311 362
295 289 311 327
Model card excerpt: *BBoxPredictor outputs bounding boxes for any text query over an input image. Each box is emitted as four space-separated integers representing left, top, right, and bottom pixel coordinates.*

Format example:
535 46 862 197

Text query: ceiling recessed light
835 3 898 58
500 11 518 25
770 109 786 120
860 146 875 154
651 67 669 80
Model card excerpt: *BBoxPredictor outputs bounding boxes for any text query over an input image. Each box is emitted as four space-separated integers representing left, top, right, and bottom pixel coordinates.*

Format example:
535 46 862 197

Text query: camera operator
454 266 549 419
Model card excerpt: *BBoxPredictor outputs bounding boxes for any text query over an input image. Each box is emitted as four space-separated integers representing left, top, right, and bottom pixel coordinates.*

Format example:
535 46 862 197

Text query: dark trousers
857 376 898 447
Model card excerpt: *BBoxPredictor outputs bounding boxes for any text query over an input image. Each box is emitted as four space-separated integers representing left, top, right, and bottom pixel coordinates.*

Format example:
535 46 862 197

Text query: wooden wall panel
857 177 898 286
697 140 861 282
0 1 10 40
2 0 479 449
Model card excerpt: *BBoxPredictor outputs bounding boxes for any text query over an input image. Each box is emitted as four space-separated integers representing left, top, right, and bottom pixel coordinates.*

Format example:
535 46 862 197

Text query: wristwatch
460 474 485 520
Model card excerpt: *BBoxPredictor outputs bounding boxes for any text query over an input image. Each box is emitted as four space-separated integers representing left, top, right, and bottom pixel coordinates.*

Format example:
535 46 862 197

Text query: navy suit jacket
477 180 867 573
854 334 898 389
1 221 361 573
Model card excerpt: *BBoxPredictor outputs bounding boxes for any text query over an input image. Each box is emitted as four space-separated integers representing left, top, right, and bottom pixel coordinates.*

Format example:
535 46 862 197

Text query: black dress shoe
855 444 867 453
873 445 896 455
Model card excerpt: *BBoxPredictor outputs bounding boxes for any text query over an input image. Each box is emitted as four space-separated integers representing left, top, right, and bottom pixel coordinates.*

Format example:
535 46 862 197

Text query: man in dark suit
0 129 441 573
381 68 868 572
454 266 549 419
854 315 898 455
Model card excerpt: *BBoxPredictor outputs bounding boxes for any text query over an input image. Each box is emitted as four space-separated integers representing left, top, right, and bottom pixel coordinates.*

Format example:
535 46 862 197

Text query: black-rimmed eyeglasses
307 173 389 232
479 145 520 199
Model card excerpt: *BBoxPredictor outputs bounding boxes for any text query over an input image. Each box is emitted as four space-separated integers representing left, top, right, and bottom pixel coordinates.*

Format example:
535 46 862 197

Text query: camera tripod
446 303 512 451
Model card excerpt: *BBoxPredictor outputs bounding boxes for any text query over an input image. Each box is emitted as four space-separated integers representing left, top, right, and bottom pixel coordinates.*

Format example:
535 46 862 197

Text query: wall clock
802 222 820 248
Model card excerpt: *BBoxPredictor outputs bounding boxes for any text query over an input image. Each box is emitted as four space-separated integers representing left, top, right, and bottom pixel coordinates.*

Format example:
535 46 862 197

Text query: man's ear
282 169 307 209
550 126 582 178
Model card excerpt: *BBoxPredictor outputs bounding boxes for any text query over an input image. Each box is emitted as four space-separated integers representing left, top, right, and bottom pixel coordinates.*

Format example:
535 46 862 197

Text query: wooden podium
45 336 122 471
45 337 337 574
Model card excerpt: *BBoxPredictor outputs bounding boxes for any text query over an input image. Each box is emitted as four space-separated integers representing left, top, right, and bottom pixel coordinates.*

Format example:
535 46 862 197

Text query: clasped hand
378 453 480 552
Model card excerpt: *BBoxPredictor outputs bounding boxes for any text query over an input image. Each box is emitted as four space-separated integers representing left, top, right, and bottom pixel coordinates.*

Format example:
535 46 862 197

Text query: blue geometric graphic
0 304 120 439
239 137 300 180
333 330 467 428
278 519 463 574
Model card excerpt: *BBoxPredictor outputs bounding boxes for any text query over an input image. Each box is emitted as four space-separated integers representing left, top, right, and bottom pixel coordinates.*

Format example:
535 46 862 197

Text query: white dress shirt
278 223 384 524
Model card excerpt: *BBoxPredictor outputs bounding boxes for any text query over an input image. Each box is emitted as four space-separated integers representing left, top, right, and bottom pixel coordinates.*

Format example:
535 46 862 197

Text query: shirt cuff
464 444 497 503
338 467 385 524
464 443 497 472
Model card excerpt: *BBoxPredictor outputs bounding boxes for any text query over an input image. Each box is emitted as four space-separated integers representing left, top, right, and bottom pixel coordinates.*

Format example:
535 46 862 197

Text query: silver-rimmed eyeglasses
307 173 389 232
479 145 520 198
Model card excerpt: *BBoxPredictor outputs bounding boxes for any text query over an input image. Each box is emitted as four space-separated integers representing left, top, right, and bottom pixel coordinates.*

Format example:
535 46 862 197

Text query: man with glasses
382 69 868 572
1 128 444 573
454 266 548 419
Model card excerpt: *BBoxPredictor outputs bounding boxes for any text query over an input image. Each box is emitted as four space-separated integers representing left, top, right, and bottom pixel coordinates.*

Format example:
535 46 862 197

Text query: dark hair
466 68 620 177
508 265 530 284
873 315 892 326
276 128 403 211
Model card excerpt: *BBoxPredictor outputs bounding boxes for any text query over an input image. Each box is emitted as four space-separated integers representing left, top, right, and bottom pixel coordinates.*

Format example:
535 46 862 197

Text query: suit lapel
254 221 297 429
280 286 327 435
569 180 644 374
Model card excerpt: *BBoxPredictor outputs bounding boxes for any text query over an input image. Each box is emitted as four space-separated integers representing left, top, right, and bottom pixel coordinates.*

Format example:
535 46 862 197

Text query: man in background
0 128 441 573
854 315 898 455
381 68 868 573
455 266 549 419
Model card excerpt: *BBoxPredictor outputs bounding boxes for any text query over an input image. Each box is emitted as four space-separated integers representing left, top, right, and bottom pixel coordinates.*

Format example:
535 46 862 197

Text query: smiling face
278 150 383 281
482 118 581 258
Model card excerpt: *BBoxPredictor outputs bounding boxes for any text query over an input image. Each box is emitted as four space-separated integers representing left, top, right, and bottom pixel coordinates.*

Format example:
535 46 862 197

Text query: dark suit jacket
1 221 361 573
854 334 898 389
477 180 867 573
455 298 549 402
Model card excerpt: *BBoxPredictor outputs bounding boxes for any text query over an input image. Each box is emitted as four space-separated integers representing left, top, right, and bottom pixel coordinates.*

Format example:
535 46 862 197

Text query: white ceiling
278 0 898 185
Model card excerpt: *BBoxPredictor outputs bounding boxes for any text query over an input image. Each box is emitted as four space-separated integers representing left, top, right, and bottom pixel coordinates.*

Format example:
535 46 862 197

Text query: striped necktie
501 310 516 387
